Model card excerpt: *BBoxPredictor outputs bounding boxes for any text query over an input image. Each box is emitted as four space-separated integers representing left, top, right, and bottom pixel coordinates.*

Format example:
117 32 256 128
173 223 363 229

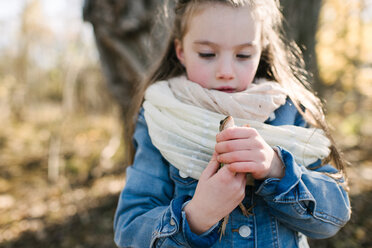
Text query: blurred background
0 0 371 247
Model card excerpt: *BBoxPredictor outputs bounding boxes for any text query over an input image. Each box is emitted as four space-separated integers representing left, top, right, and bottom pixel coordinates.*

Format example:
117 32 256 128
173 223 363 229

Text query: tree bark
83 0 323 116
83 0 172 119
280 0 323 93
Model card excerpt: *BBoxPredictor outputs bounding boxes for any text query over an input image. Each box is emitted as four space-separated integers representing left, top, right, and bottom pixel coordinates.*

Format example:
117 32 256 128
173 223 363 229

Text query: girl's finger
227 162 257 173
200 152 220 179
215 139 260 153
214 165 244 187
235 172 247 182
216 126 258 142
217 150 262 164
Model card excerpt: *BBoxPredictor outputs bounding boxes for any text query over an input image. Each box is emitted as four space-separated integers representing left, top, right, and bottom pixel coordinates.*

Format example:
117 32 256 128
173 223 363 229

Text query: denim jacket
114 100 351 248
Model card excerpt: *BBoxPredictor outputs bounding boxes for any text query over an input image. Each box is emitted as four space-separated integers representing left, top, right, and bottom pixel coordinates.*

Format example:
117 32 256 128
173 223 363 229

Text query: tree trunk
280 0 323 93
83 0 323 116
83 0 173 120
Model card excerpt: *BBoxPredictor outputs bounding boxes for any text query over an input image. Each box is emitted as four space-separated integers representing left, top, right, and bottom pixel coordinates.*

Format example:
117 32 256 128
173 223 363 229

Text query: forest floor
0 103 371 248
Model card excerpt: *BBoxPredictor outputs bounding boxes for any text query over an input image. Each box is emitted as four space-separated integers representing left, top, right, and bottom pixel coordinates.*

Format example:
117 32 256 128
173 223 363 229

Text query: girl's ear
174 39 185 65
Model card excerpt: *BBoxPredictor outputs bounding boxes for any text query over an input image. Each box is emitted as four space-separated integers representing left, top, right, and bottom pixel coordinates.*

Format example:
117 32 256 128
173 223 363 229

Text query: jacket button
179 171 188 178
170 219 176 226
238 225 251 238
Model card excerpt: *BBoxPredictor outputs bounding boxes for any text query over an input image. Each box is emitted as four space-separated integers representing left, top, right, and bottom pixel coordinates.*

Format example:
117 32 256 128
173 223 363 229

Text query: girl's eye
198 53 215 58
236 54 251 59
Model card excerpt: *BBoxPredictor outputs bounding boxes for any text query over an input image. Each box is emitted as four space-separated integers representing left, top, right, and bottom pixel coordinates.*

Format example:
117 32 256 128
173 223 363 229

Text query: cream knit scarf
143 76 331 180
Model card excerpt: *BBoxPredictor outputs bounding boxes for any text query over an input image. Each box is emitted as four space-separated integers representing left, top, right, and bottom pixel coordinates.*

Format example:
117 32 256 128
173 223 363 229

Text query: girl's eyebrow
193 40 256 48
193 40 217 47
235 42 256 49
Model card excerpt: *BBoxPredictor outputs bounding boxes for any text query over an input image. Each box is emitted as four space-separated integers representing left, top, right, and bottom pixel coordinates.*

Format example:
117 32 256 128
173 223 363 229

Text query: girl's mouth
215 87 236 93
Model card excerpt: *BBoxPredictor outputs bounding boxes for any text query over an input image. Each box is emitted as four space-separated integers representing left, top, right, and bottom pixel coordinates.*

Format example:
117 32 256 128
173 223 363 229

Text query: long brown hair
127 0 347 177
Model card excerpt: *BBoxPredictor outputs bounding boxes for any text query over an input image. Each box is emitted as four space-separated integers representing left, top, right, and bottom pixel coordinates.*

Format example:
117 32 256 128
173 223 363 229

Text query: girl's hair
127 0 347 177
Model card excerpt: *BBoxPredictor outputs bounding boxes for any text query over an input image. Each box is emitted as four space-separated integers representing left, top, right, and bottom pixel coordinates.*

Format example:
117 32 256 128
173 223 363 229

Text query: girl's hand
215 126 285 180
183 152 246 235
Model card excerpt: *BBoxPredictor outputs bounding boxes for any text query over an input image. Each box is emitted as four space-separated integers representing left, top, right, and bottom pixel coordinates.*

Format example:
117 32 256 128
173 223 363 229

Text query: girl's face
175 4 262 93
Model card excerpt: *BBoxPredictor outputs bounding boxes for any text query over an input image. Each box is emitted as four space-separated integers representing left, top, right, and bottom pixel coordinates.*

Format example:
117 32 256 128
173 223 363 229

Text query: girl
114 0 351 247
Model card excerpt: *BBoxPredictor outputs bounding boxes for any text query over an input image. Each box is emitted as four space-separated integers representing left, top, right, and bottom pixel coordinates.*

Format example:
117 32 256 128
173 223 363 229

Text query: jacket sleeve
113 110 219 248
256 108 351 239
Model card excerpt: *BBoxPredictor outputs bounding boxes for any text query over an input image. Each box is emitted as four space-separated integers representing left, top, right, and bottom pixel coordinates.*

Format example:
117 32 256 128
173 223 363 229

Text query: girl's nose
216 59 235 81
